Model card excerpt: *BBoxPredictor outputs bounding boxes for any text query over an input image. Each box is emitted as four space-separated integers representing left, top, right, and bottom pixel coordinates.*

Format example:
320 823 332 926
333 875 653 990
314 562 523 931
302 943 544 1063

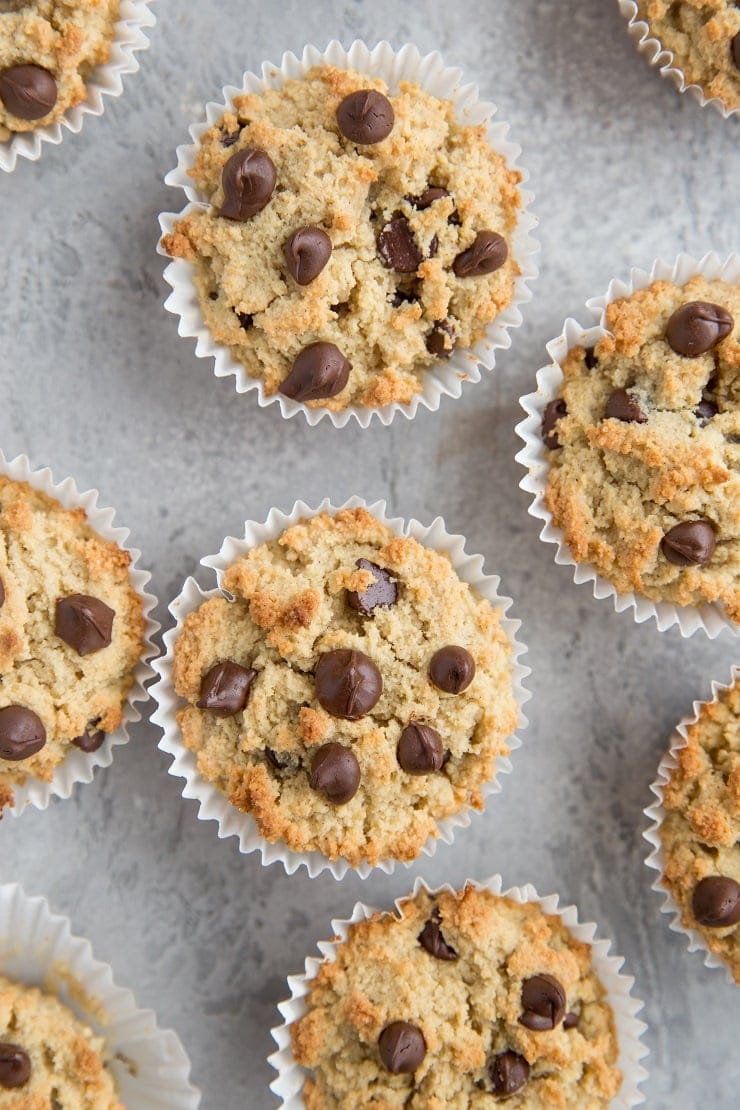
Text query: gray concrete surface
1 1 738 1106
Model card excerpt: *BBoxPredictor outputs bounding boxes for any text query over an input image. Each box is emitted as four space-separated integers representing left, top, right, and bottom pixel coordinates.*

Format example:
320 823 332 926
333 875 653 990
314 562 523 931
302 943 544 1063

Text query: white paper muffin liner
157 39 539 428
0 882 200 1105
151 497 530 880
0 449 159 817
618 1 739 119
0 0 156 173
515 250 740 639
268 874 649 1107
643 665 739 986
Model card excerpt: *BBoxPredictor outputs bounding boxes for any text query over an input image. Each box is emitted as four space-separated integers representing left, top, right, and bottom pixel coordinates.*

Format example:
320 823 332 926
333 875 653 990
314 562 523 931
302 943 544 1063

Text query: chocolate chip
347 559 397 615
72 728 105 753
563 1011 580 1029
308 742 360 804
54 595 114 657
0 576 4 608
284 226 332 285
584 347 598 370
196 661 256 716
0 706 46 762
453 231 508 278
428 234 439 259
0 1043 31 1090
429 646 475 694
378 216 422 273
279 342 351 402
209 291 219 301
220 147 276 221
407 186 450 209
489 1051 530 1097
220 125 243 147
605 388 647 424
315 648 382 719
336 89 394 144
661 520 716 566
665 301 734 357
542 398 567 449
236 311 253 330
0 64 57 120
418 914 457 960
397 722 444 774
378 1022 426 1074
448 209 462 227
519 974 567 1031
732 31 740 70
265 748 288 771
392 288 418 308
692 876 740 928
695 398 718 425
426 320 456 359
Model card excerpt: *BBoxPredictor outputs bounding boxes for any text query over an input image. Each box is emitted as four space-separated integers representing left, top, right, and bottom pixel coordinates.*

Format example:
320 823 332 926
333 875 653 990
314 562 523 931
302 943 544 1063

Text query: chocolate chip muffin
291 885 622 1108
0 476 145 810
659 677 739 982
171 508 519 867
0 974 121 1107
542 275 740 623
636 1 740 111
0 2 119 140
161 64 523 411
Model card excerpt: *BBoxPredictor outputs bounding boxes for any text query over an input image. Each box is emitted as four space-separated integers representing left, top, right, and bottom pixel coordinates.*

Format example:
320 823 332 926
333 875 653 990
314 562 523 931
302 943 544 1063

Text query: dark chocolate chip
418 914 457 960
695 398 718 425
429 646 475 694
236 311 253 330
392 288 418 308
308 742 360 805
265 748 289 771
428 234 439 258
0 64 57 120
453 230 508 278
692 876 740 928
220 125 243 148
54 595 114 656
279 341 351 402
426 319 456 359
0 706 46 762
542 398 567 449
0 1043 31 1090
733 31 740 70
220 147 276 221
563 1011 580 1029
665 301 734 357
519 974 567 1031
336 89 394 144
347 559 397 615
0 576 4 608
378 216 422 273
489 1051 530 1097
397 722 444 774
407 186 450 209
315 648 382 719
284 226 332 285
378 1022 426 1074
605 388 647 424
448 209 462 226
661 520 716 567
584 347 598 370
72 728 105 753
196 661 256 717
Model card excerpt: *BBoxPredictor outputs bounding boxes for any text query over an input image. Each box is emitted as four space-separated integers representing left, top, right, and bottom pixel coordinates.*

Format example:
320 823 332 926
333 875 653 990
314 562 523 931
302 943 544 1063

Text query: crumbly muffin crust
0 1 119 139
291 886 622 1109
659 678 739 982
0 476 145 810
0 975 121 1108
161 64 523 411
636 1 740 111
543 276 740 622
172 508 518 867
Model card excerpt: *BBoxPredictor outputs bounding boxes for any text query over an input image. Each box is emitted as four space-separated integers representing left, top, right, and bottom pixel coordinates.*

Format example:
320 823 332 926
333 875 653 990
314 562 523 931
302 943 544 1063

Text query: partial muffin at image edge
160 62 523 412
169 507 519 868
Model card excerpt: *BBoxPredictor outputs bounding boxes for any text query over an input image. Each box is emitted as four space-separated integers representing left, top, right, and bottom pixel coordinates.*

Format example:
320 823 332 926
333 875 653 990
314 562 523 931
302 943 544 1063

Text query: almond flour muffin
0 475 145 810
542 275 739 623
171 508 519 867
0 975 121 1107
0 2 119 140
659 677 739 983
161 64 523 412
291 885 622 1109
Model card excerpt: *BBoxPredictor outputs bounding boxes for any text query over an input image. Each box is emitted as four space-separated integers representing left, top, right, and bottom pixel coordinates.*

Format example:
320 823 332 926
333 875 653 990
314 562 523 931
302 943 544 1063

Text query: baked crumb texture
0 974 121 1108
660 679 740 982
171 508 518 867
291 886 622 1109
0 476 145 810
0 1 119 139
543 276 739 622
161 64 523 411
637 0 740 110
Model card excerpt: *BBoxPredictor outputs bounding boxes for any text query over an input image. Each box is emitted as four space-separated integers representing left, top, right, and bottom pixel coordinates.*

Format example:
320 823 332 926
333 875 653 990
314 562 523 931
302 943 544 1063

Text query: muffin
170 507 519 868
542 275 739 623
0 974 121 1107
659 677 739 982
636 1 740 111
0 2 119 140
161 63 523 412
291 885 622 1109
0 475 145 810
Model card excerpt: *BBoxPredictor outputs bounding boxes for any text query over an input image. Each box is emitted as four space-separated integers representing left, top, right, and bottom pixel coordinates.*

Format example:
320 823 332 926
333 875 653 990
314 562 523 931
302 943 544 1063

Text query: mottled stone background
1 0 738 1106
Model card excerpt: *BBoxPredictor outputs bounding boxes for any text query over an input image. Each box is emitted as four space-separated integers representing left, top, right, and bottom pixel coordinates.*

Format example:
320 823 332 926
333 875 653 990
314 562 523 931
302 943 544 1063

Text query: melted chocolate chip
347 559 397 615
542 398 567 449
315 649 382 719
72 728 105 753
0 1043 31 1090
197 661 256 717
309 742 360 804
284 226 332 285
55 594 114 656
584 347 598 370
695 397 718 425
605 388 647 424
279 342 351 402
378 1022 426 1074
692 876 740 928
426 320 456 359
220 125 243 147
407 186 450 209
563 1011 580 1029
519 974 567 1031
665 301 734 357
661 520 716 567
0 706 46 762
489 1051 530 1097
397 722 444 774
0 64 57 120
336 89 394 144
378 216 422 272
429 646 475 694
418 914 457 960
453 231 508 277
220 147 276 221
